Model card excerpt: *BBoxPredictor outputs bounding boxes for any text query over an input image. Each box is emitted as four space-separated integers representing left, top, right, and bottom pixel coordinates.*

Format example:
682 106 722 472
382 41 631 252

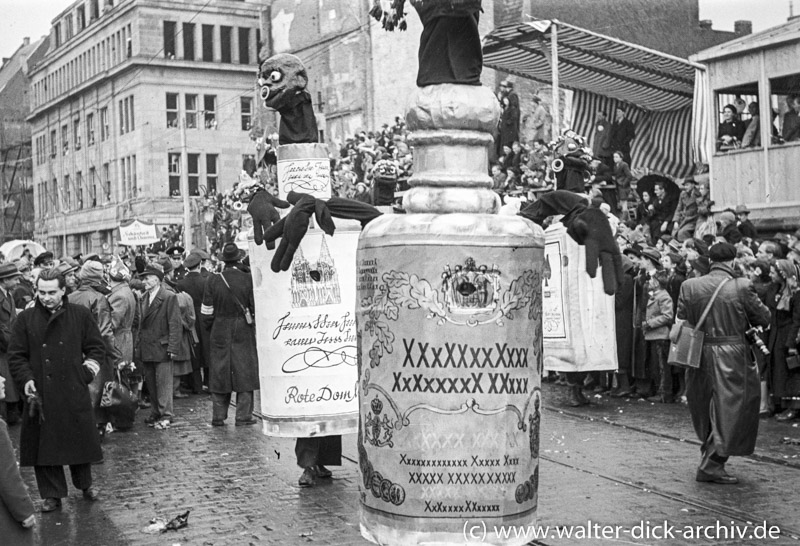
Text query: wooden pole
551 22 560 138
180 119 192 249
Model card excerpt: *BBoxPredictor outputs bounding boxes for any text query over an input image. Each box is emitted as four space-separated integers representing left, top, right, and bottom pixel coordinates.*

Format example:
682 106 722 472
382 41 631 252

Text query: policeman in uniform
166 246 186 282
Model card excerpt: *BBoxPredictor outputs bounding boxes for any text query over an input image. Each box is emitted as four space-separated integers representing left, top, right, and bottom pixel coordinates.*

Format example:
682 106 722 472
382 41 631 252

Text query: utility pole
180 118 192 249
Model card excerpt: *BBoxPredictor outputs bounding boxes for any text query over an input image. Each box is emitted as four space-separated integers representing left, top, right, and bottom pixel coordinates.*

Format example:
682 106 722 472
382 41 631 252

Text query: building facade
28 0 264 256
0 37 48 244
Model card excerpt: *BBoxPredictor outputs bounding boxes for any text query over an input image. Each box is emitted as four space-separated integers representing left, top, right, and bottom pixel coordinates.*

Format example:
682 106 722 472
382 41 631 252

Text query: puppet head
257 53 309 111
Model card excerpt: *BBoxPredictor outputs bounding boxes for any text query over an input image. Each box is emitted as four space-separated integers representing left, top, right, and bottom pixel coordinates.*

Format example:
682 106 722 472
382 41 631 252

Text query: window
100 107 109 141
185 94 198 129
51 178 59 212
77 6 86 30
238 28 250 65
206 154 218 194
770 73 800 145
240 97 253 130
714 84 757 152
220 26 232 63
168 153 181 196
55 24 62 48
89 167 96 207
118 95 135 134
76 171 84 209
183 23 195 61
202 25 214 62
102 162 111 202
73 117 82 150
87 112 95 145
204 95 217 129
166 92 179 128
317 90 324 114
163 21 176 59
188 153 200 196
61 124 69 155
65 15 74 40
90 0 99 21
131 155 137 197
126 24 132 57
50 129 57 158
64 175 71 210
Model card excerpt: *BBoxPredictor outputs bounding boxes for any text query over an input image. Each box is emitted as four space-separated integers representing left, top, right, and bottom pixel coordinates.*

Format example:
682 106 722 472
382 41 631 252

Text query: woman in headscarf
765 260 800 421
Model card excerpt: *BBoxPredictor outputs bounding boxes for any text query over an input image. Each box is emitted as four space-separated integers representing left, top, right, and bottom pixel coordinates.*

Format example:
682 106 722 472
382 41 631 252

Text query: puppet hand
24 380 36 397
247 190 290 249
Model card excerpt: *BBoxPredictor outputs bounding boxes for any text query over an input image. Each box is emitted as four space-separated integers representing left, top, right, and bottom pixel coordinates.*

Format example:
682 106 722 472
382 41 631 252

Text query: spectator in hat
12 259 34 311
0 263 23 425
734 205 757 239
530 95 550 143
592 109 612 166
54 258 79 295
68 261 122 433
32 252 54 270
642 270 675 403
201 243 260 427
671 177 700 242
497 80 520 156
609 106 635 165
677 242 769 483
689 255 710 277
612 151 634 220
137 265 182 427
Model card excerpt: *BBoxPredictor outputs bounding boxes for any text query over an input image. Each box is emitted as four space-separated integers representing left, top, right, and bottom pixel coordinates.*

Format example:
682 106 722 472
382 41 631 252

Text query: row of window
168 153 218 196
53 0 110 48
38 162 114 215
165 92 253 131
163 21 259 65
34 98 131 164
33 23 132 109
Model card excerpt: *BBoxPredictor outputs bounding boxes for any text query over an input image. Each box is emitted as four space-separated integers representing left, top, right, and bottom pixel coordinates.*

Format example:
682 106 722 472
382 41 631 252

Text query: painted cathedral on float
290 236 341 308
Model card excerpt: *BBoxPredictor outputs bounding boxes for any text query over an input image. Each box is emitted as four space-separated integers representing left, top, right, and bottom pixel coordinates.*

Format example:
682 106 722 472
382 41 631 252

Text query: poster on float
542 223 617 372
249 226 361 437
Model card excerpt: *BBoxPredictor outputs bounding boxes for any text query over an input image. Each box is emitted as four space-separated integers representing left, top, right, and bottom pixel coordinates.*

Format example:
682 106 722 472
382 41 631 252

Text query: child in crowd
642 270 675 403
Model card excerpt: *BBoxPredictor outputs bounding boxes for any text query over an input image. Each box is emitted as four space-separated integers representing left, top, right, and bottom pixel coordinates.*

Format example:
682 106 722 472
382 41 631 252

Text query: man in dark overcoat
0 263 22 424
137 266 182 424
8 268 106 512
177 253 208 393
676 242 770 484
201 243 259 426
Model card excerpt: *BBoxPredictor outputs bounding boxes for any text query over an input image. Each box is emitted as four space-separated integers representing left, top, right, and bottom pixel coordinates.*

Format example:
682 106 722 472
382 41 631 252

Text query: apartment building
28 0 264 255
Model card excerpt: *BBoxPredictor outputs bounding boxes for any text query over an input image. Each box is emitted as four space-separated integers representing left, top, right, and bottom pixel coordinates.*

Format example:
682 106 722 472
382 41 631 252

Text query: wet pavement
6 381 800 545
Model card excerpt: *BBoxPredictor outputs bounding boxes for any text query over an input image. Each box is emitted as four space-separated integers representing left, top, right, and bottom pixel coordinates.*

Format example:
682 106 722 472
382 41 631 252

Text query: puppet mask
257 53 309 111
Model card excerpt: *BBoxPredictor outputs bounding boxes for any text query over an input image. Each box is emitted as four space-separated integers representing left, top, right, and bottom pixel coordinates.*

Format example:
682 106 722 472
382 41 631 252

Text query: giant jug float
356 84 545 545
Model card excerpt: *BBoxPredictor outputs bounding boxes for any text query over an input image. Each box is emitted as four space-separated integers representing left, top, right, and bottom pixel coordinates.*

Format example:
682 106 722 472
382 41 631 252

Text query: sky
0 0 794 61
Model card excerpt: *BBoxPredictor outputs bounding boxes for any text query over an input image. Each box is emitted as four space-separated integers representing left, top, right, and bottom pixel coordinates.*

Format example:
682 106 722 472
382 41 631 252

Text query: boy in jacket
643 270 675 403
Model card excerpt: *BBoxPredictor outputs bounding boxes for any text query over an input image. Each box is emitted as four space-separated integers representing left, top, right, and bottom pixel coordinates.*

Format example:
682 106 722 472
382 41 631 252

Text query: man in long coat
177 253 208 392
8 268 106 511
201 243 259 426
137 266 182 424
676 242 770 484
0 263 22 424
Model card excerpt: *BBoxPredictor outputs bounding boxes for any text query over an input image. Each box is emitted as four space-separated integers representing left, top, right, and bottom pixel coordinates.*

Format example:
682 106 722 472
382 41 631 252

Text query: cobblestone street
8 382 800 545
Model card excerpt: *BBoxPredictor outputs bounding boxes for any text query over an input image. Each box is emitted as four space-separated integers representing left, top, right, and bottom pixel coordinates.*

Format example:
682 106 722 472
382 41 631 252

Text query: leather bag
668 278 729 369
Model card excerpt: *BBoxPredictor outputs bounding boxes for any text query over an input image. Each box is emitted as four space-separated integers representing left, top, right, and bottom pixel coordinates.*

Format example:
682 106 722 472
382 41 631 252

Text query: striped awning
483 20 701 112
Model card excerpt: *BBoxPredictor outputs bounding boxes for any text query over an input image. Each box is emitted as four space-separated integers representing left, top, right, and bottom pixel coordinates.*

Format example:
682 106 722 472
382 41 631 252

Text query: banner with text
118 219 159 245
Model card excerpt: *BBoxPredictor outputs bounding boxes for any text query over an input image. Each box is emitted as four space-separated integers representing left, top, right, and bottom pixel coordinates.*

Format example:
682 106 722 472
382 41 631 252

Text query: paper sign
118 219 159 245
277 143 331 200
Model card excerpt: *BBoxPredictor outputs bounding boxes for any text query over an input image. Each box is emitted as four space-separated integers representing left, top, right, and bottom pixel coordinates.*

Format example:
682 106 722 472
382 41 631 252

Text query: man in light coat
137 266 182 425
677 242 770 484
8 268 106 511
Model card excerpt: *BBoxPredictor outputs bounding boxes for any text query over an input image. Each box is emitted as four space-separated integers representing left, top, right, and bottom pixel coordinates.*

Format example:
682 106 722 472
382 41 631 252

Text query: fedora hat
734 204 750 215
139 265 164 281
640 247 662 267
218 243 244 263
0 263 21 281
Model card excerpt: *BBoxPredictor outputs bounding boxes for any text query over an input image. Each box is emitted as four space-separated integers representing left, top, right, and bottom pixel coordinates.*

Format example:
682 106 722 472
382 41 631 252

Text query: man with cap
32 252 55 270
0 263 22 424
177 253 209 392
734 205 757 239
200 243 259 427
189 249 212 277
676 242 770 484
54 258 80 295
137 264 182 426
671 177 700 242
166 246 186 282
68 261 122 433
12 259 34 311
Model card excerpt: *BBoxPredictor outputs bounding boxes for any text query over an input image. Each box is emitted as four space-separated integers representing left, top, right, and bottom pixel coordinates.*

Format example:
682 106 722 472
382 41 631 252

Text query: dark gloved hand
518 190 623 295
263 191 383 272
247 190 290 249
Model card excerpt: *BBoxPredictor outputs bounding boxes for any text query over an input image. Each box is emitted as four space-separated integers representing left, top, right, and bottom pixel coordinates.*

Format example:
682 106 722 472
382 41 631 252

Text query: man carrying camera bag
676 242 769 484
